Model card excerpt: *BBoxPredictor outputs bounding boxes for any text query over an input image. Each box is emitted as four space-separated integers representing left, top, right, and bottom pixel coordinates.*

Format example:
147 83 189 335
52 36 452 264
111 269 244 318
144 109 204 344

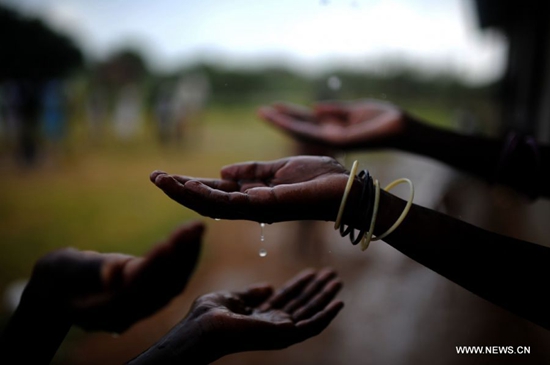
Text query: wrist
372 190 407 236
2 283 72 364
128 318 219 365
341 180 407 236
393 113 421 151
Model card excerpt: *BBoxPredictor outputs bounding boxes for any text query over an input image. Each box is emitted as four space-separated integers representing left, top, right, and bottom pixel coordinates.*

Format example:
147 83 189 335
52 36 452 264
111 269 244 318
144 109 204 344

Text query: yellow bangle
371 178 414 241
334 160 359 230
360 179 380 251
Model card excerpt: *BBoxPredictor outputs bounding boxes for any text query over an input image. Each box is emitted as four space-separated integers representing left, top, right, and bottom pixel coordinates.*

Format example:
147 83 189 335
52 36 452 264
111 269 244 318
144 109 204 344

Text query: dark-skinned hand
151 156 356 223
259 100 407 150
23 221 204 333
130 268 344 364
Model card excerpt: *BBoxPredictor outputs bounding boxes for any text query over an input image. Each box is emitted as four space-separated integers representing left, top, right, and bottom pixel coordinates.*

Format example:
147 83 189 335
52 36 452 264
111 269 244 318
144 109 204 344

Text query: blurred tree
0 6 83 165
0 6 83 81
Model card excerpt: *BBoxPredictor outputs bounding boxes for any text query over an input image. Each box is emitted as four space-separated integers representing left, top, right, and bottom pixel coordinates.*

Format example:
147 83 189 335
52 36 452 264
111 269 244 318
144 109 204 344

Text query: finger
152 171 241 193
153 174 231 218
259 269 316 311
292 278 343 322
155 175 281 221
100 253 135 291
295 300 344 339
122 221 204 302
235 284 274 307
150 170 167 183
220 157 290 182
282 268 337 314
182 180 259 220
171 175 240 192
271 102 314 121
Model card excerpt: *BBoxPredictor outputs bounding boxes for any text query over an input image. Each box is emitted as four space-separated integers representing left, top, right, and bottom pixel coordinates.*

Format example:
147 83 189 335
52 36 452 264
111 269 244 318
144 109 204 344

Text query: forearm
0 288 71 364
398 117 501 180
392 117 550 198
127 320 217 365
345 189 550 329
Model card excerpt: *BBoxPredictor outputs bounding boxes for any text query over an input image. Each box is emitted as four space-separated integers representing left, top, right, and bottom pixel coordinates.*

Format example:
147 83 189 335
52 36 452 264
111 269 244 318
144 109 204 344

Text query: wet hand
151 156 356 223
259 100 407 150
187 268 343 358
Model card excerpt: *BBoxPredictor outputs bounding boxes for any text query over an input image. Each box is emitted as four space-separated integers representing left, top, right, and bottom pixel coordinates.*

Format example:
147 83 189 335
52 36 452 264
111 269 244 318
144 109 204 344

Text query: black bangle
339 170 374 245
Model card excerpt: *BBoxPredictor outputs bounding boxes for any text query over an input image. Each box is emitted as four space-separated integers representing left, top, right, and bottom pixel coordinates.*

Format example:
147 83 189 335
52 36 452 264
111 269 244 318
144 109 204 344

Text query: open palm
151 156 357 223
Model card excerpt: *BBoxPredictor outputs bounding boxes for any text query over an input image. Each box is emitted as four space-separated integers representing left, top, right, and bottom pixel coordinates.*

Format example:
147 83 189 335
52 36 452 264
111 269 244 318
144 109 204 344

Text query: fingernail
150 170 167 182
154 173 172 186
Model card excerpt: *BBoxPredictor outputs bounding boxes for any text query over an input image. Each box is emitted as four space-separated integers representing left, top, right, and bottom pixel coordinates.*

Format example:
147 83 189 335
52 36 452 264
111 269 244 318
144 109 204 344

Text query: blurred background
1 0 550 364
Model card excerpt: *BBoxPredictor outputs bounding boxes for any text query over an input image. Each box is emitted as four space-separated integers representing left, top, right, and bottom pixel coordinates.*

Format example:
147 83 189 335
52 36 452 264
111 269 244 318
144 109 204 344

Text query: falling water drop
214 218 221 221
260 222 265 242
259 223 267 256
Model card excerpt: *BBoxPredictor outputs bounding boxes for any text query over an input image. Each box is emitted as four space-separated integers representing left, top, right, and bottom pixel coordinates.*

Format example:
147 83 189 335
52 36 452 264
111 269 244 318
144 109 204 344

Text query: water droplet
259 248 267 257
327 76 342 91
214 218 221 221
260 222 266 242
380 93 387 99
320 0 329 4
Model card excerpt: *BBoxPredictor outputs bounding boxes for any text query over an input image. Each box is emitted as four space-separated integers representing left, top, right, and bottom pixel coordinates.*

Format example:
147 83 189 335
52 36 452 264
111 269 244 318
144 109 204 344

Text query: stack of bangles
334 160 415 251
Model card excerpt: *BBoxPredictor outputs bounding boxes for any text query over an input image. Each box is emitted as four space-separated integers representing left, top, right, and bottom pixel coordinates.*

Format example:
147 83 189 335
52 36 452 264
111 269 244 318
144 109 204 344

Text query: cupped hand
259 100 407 150
187 268 344 358
151 156 358 223
24 221 204 333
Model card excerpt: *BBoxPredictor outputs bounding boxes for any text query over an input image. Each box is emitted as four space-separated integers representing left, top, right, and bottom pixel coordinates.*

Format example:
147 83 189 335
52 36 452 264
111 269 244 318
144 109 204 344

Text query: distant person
41 80 67 144
113 84 143 140
172 73 210 144
154 81 176 144
0 220 343 364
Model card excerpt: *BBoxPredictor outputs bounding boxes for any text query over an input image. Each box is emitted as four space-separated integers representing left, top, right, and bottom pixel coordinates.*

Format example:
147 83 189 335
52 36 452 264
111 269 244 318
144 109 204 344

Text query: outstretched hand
151 156 357 223
259 100 407 150
24 221 204 333
192 268 343 353
133 268 344 364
